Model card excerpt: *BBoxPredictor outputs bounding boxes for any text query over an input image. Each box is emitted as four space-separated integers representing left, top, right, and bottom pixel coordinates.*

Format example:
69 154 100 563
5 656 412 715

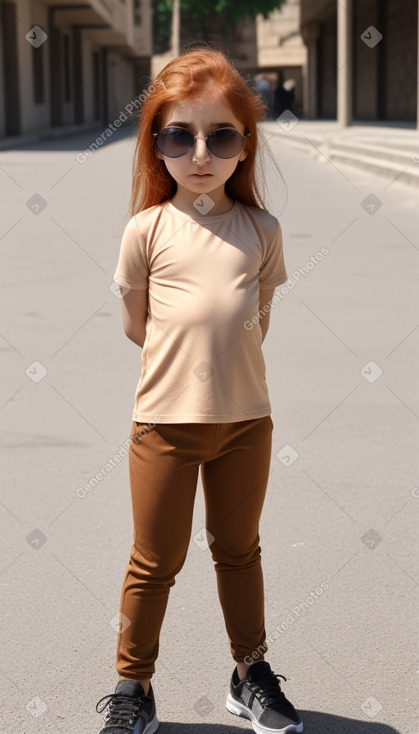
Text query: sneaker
96 679 159 733
226 661 303 734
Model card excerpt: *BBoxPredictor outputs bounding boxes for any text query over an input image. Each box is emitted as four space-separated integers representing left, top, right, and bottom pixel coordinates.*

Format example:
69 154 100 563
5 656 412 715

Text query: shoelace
95 692 146 732
246 672 288 709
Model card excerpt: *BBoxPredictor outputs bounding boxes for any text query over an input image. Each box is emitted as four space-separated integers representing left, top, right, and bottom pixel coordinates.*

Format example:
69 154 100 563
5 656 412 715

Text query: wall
301 0 418 122
106 52 135 122
317 14 336 119
353 0 379 120
384 0 417 121
0 0 151 141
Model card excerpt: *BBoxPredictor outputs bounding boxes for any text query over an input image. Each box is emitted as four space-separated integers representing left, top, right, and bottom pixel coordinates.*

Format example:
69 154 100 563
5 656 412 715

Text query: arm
120 287 149 348
259 286 275 343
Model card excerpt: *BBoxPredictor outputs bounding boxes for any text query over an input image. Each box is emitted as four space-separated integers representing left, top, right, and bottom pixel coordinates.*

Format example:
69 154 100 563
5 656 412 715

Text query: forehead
161 96 243 129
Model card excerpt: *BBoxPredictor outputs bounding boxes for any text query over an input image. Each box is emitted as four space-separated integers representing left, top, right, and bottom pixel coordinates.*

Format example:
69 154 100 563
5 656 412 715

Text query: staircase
262 121 419 188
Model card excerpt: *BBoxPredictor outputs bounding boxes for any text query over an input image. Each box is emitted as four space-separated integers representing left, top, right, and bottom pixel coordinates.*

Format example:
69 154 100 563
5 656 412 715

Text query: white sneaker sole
226 693 303 734
142 712 160 733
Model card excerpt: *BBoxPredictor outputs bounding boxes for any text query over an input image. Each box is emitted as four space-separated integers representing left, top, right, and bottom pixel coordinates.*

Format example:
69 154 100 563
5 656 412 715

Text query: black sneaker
226 661 303 734
96 679 159 733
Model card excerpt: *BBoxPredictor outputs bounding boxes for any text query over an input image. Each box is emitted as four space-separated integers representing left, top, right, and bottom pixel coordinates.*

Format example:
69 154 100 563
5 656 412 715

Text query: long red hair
129 45 271 216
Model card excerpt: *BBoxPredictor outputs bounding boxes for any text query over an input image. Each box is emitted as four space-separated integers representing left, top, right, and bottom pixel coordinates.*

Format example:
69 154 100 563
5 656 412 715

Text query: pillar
302 21 320 119
337 0 353 127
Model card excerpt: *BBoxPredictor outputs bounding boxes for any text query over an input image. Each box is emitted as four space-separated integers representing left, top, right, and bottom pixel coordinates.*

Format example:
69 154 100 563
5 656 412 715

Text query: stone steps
263 122 419 187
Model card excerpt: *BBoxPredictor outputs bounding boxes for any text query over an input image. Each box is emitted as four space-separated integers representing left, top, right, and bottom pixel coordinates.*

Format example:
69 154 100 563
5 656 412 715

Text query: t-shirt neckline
165 199 240 222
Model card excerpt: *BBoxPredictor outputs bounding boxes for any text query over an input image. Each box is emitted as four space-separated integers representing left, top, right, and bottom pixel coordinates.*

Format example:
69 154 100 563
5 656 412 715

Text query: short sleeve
259 221 288 289
113 216 149 291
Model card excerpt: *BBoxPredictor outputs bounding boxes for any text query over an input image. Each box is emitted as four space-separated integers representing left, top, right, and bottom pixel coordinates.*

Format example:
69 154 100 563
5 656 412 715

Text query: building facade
256 0 306 118
0 0 152 140
300 0 419 125
3 0 417 142
1 0 309 142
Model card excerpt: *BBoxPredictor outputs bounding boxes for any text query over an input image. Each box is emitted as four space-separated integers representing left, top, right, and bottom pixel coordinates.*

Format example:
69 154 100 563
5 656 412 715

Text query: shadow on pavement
156 714 400 733
5 121 136 152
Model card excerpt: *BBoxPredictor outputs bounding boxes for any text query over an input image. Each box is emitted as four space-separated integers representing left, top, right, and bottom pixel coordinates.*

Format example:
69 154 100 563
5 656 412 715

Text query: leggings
115 414 273 680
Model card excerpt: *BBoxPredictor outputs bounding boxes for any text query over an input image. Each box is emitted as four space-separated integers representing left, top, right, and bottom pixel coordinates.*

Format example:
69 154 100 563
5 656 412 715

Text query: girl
95 46 303 734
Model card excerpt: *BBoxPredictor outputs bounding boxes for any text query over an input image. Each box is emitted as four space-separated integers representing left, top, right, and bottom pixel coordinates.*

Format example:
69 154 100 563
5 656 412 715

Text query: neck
168 185 235 217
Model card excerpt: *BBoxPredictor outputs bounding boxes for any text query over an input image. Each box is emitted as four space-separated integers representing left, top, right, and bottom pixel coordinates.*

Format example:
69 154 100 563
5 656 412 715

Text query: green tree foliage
152 0 286 54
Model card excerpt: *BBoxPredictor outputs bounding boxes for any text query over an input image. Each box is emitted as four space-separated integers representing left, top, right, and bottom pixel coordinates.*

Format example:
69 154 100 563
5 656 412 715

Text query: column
302 22 320 119
417 0 419 129
337 0 353 127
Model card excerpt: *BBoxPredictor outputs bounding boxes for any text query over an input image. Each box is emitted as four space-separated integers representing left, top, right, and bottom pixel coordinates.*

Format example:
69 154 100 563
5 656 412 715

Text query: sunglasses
153 126 250 159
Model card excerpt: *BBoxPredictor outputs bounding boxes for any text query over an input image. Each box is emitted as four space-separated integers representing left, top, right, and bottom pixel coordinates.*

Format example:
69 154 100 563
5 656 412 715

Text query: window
32 42 45 104
134 0 141 25
92 51 101 120
63 34 71 103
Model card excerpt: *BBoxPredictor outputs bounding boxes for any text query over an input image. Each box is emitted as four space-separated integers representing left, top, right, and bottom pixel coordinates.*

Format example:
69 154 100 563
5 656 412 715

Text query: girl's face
155 95 248 208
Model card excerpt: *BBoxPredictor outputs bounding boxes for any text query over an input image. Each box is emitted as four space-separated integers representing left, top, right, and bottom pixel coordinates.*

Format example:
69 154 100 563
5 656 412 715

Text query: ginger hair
129 44 276 216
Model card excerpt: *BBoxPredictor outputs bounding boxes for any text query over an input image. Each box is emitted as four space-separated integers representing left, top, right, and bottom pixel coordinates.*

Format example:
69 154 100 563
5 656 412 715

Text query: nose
193 136 210 163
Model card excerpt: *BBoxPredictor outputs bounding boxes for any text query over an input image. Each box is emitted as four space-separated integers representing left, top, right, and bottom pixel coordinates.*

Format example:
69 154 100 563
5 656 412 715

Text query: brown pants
116 415 273 680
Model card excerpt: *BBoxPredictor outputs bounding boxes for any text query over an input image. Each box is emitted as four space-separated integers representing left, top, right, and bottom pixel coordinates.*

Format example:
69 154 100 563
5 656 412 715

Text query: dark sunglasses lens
208 129 244 158
156 128 193 157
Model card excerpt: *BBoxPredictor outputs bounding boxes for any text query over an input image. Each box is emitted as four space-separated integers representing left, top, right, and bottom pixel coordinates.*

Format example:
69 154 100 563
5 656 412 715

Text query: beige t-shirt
114 199 288 423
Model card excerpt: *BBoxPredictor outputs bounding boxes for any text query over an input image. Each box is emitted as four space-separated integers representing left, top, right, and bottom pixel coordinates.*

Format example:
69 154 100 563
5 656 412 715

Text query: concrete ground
0 121 418 734
263 119 419 188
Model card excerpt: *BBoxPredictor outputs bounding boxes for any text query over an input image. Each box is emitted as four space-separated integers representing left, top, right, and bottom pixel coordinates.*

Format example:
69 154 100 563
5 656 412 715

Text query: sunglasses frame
153 126 251 159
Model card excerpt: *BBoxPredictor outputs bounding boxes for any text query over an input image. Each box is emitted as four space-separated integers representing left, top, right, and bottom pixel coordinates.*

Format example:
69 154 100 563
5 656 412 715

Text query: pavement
263 119 419 187
0 122 418 734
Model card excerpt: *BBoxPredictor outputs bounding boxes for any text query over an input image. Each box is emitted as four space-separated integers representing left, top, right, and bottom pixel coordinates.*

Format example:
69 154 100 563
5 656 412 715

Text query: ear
238 149 248 162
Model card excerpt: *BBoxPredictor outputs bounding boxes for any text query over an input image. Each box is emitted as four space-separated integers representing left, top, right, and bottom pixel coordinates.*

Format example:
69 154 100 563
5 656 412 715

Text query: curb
264 125 419 188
